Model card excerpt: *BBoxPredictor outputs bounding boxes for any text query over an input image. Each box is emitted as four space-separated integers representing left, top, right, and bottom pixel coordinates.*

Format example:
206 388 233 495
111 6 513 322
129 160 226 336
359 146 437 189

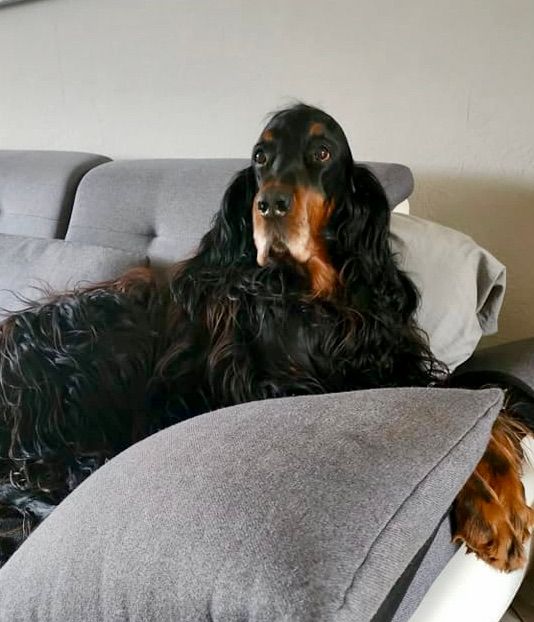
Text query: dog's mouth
253 221 338 299
253 225 308 267
268 237 290 258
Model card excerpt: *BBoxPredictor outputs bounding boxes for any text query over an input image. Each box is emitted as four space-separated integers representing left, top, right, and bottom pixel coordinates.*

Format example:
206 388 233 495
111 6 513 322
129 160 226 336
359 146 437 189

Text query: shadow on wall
410 173 534 348
0 0 46 8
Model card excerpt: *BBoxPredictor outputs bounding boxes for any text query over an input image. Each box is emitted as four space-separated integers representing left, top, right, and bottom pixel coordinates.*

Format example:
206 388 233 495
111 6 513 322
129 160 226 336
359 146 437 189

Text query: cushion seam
68 223 155 238
0 234 147 258
0 213 64 222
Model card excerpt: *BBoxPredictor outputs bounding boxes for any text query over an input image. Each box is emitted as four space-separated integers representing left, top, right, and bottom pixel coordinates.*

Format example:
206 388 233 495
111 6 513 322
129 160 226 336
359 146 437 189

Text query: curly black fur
0 104 445 564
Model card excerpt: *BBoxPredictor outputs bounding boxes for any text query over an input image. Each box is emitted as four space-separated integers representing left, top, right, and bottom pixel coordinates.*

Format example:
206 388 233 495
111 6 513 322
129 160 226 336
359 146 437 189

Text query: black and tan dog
0 104 532 570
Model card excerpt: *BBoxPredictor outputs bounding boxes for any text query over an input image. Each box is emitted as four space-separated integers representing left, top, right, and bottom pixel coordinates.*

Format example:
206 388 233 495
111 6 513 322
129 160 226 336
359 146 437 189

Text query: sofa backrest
0 150 413 269
65 159 413 266
65 159 247 265
0 151 110 239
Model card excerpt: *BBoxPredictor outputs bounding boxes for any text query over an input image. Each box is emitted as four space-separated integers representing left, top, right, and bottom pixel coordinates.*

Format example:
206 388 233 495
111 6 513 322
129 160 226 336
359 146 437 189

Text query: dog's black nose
274 198 290 214
258 200 270 215
256 189 292 217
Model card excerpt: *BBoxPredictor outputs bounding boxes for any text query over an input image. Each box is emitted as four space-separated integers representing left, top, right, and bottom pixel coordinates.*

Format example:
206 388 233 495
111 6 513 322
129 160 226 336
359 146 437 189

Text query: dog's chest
238 298 356 388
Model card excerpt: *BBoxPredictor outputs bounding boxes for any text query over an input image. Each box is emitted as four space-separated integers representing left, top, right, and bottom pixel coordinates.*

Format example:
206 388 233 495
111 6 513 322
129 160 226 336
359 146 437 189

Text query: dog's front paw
453 414 534 572
453 480 534 572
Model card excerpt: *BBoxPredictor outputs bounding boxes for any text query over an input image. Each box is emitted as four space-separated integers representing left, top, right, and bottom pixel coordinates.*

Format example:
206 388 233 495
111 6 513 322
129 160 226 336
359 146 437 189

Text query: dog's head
250 104 353 270
196 103 391 298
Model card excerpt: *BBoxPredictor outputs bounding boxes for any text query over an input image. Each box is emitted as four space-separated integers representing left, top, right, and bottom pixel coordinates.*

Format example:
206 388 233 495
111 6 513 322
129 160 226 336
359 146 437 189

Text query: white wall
1 0 533 346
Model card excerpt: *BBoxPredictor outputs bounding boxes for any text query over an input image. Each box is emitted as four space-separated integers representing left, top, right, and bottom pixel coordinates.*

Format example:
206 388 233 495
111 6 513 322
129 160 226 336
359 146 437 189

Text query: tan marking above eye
309 122 325 136
261 130 274 142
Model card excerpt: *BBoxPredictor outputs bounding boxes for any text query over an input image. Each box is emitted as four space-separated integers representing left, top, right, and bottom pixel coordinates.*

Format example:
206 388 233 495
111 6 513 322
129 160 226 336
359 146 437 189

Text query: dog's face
250 105 352 269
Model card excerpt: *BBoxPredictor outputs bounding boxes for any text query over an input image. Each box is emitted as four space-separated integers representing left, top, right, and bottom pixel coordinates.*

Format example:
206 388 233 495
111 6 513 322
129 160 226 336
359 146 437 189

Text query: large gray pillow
0 233 147 317
0 387 503 622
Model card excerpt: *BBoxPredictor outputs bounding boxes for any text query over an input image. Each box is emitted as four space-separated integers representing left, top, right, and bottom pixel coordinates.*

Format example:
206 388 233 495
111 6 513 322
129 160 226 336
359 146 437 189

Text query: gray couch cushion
66 159 249 264
0 150 110 239
390 214 506 371
65 159 413 265
391 515 457 621
361 162 413 210
0 233 147 317
0 387 502 622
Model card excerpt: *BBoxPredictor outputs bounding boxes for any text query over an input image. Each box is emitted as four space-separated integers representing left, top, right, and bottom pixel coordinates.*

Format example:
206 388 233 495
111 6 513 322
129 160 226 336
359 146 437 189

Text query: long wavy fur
0 107 445 563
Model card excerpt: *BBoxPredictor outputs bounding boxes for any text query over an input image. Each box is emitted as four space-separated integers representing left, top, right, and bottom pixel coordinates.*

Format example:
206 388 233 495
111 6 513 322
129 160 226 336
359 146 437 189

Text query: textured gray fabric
0 387 502 622
359 162 413 210
390 213 506 371
66 159 247 264
65 159 413 264
454 337 534 398
0 233 146 317
391 516 457 622
0 150 110 239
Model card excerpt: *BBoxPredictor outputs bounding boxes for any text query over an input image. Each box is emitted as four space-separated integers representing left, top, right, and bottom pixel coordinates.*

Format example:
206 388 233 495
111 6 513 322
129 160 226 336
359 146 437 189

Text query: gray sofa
0 150 532 621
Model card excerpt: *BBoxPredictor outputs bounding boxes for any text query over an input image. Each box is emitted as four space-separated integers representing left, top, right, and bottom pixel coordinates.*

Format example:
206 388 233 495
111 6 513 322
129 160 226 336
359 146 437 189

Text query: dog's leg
452 412 534 571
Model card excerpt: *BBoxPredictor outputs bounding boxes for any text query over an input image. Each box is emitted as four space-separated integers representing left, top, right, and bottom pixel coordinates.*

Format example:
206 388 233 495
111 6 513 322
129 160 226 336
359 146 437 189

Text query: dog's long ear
332 163 391 269
195 166 257 266
330 163 418 319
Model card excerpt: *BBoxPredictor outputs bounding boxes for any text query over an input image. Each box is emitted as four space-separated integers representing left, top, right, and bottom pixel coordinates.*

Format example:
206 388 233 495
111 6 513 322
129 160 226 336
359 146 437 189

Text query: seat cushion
0 387 503 622
0 150 110 239
0 233 147 317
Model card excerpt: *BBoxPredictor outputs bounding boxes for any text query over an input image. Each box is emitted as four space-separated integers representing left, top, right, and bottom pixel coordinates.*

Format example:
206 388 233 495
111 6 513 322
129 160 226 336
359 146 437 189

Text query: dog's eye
315 146 331 162
253 149 267 165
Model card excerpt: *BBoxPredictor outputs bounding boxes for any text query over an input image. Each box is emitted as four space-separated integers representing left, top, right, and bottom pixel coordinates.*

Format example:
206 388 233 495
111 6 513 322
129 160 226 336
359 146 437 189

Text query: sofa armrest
453 338 534 399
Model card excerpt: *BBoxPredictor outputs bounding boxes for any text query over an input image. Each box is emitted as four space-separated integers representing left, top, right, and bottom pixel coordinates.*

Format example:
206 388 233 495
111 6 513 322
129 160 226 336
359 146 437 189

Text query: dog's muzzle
253 185 328 268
